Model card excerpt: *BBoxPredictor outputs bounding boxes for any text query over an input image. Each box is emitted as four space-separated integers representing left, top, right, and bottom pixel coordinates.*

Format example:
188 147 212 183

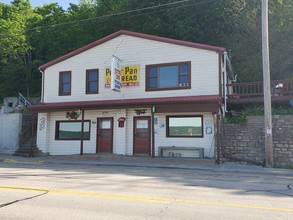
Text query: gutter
39 68 45 103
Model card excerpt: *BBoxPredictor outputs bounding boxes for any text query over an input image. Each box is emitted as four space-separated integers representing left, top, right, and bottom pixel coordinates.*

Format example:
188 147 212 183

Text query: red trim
39 30 226 71
28 95 221 112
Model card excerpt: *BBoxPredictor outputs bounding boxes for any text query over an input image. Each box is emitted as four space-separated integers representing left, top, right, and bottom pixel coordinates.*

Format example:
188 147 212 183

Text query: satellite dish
289 98 293 106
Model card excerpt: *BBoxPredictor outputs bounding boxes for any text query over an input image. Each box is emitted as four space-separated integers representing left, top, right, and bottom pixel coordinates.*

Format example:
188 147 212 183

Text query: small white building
30 30 232 160
0 97 22 154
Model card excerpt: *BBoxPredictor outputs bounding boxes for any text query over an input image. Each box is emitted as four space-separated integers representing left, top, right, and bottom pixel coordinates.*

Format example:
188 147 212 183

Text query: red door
96 118 113 153
133 117 151 155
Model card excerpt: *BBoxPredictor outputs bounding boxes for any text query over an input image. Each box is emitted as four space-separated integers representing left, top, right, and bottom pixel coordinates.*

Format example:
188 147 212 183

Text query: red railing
227 79 293 99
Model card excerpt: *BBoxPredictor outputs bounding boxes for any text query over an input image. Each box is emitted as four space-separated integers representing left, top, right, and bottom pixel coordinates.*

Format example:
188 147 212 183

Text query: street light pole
261 0 273 167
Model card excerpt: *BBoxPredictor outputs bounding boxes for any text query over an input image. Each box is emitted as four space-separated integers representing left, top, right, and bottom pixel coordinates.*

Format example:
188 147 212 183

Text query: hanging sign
110 56 122 92
105 65 139 87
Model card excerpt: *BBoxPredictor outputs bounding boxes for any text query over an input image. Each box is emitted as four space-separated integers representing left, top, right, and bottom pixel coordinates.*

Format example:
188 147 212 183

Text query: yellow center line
3 159 44 165
1 185 292 212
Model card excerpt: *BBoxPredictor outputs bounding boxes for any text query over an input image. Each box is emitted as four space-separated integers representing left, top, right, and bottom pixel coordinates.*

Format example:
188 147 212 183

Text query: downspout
219 52 262 165
223 52 228 113
39 69 45 103
219 106 264 166
151 110 155 158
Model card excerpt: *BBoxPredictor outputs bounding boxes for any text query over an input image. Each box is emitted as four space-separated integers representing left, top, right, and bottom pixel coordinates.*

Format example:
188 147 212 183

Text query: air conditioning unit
179 83 188 87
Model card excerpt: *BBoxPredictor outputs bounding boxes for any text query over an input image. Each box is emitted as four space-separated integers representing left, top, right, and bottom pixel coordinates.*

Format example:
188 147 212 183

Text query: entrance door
133 117 151 155
96 118 113 153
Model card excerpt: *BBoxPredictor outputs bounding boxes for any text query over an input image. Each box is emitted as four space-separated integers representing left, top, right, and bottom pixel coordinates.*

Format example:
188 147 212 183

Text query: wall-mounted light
135 109 146 115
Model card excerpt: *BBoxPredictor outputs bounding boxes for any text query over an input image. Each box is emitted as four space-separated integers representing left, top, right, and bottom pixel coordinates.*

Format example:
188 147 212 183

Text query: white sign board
110 56 122 92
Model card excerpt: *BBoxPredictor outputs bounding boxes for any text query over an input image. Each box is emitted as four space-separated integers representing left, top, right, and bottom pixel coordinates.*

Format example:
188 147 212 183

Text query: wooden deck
226 79 293 105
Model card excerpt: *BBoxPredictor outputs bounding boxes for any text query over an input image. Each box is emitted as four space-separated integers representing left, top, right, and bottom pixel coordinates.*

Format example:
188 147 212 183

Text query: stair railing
18 92 31 107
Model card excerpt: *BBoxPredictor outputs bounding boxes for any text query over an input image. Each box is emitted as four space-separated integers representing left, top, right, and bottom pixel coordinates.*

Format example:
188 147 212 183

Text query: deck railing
227 79 293 99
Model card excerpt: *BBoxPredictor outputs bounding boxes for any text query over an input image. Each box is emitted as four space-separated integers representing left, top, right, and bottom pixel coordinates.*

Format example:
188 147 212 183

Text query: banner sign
110 56 122 92
105 65 139 88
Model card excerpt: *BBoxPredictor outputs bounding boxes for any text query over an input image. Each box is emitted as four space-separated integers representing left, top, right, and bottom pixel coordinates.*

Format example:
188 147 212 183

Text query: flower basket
66 111 79 120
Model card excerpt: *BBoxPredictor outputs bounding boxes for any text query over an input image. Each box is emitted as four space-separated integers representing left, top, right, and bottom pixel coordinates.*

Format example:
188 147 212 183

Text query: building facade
30 30 231 158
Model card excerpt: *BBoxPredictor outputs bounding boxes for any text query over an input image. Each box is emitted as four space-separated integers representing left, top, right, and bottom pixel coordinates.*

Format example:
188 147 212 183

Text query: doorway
96 117 113 153
133 116 151 155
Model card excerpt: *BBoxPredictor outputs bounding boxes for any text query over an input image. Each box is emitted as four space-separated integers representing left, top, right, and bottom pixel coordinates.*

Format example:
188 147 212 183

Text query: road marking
3 159 44 165
1 185 293 212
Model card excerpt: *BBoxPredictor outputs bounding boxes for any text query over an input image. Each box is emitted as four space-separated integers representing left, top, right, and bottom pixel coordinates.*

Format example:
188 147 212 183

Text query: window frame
145 61 191 91
55 120 91 140
59 71 72 96
86 69 99 94
166 115 203 138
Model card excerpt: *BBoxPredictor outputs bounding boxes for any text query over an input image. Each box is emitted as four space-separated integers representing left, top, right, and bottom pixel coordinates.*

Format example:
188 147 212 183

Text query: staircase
14 113 43 157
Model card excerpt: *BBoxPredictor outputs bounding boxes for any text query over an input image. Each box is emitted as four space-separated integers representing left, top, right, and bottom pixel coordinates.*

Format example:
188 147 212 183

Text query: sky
0 0 80 9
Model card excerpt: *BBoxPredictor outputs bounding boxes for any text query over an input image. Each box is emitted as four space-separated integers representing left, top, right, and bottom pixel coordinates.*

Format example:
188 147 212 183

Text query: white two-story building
29 30 232 160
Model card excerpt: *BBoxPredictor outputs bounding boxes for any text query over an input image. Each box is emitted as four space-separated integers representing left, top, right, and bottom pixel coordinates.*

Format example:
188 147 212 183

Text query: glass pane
58 122 90 139
179 75 188 84
88 71 97 81
63 83 70 93
136 120 148 128
168 117 202 136
159 66 177 87
101 120 111 129
179 64 188 75
62 73 71 83
148 67 157 78
149 78 157 88
89 82 97 92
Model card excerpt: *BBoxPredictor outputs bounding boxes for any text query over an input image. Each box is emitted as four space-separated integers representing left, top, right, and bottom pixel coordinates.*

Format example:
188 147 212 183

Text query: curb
1 155 293 176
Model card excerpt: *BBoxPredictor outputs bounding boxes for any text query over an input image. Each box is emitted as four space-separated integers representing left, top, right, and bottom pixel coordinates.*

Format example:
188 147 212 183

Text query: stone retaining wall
224 115 293 166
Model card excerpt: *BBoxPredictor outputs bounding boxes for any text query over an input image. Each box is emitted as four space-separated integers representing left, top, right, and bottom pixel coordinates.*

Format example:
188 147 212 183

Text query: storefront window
166 116 203 137
55 120 90 140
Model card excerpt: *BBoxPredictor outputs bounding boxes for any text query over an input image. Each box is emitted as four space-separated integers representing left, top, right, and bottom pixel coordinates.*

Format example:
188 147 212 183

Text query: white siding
40 109 215 158
43 35 220 103
113 109 127 155
154 113 215 158
36 113 48 153
44 110 128 155
38 34 219 157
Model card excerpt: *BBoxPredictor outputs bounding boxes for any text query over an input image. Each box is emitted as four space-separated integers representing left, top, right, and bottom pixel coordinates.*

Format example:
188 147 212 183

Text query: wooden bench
158 146 204 158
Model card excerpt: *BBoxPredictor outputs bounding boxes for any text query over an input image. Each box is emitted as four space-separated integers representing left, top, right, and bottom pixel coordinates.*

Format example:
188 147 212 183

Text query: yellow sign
105 65 139 87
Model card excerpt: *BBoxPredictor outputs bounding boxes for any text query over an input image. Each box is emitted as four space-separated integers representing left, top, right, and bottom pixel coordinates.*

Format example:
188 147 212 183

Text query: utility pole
261 0 273 167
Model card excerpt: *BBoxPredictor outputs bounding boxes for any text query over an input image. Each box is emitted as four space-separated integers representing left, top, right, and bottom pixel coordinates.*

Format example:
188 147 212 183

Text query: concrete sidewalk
1 153 293 175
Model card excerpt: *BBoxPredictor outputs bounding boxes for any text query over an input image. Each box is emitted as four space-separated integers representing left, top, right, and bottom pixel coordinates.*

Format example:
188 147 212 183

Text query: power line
26 0 215 31
1 0 216 39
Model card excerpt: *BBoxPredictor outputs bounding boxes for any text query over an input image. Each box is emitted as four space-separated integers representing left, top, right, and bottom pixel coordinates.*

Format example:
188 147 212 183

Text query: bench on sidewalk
158 146 204 159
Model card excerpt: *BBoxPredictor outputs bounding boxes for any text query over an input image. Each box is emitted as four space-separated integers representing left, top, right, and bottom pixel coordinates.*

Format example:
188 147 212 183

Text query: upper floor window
86 69 99 94
59 71 71 96
146 61 191 91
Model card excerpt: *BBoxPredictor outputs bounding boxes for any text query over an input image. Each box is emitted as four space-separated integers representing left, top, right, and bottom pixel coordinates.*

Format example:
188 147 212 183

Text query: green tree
1 0 293 103
0 0 35 100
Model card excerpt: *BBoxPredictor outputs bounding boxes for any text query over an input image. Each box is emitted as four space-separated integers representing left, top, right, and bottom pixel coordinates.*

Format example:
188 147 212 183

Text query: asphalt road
0 162 292 220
